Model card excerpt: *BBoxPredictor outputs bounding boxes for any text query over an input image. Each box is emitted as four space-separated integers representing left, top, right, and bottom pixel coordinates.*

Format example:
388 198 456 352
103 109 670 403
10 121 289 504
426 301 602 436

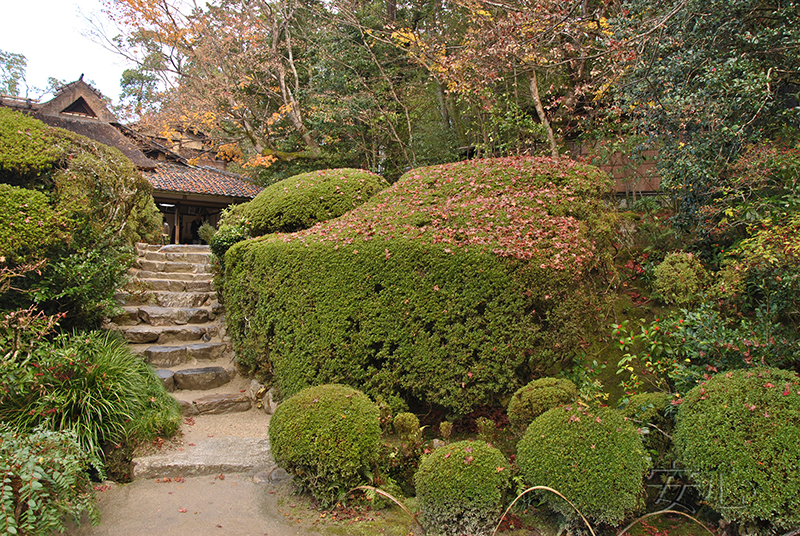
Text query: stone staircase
105 243 278 480
107 243 252 416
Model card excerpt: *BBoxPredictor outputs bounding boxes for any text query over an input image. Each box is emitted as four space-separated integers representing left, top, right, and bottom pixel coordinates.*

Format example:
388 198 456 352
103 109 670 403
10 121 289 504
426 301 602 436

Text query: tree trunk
529 71 559 159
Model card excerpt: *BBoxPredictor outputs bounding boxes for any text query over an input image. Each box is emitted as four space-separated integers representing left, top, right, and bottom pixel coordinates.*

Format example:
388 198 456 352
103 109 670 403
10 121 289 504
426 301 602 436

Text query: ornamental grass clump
516 406 650 528
0 330 181 469
225 157 617 415
673 368 800 533
268 384 381 506
507 377 577 434
414 440 509 536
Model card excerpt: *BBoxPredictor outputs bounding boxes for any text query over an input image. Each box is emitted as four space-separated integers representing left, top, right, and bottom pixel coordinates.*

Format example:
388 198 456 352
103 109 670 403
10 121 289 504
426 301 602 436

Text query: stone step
135 259 212 274
143 251 212 264
135 305 213 326
126 278 214 293
131 270 213 282
143 342 229 367
174 366 234 390
115 290 215 308
114 323 220 344
131 437 271 479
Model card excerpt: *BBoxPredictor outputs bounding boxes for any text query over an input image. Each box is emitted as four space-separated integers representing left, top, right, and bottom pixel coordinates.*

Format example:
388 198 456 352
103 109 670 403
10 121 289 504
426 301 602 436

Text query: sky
0 0 129 103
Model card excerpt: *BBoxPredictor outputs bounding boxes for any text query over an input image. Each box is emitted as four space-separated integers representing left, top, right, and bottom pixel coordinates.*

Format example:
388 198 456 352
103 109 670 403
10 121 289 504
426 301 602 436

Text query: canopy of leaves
615 0 800 233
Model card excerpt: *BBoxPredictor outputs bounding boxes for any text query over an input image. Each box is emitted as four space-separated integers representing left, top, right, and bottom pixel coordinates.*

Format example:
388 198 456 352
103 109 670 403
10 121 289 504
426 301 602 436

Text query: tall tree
615 0 800 235
0 50 27 97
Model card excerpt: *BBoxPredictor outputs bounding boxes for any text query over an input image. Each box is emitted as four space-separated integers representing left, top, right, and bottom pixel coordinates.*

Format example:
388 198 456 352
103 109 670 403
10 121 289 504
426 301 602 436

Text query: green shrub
652 252 707 306
673 368 800 533
414 440 509 536
393 412 421 444
241 168 388 236
0 184 64 264
225 157 617 414
506 377 577 434
517 406 650 528
197 222 216 244
0 107 60 181
619 392 673 466
0 109 160 326
268 384 381 506
0 425 99 535
0 330 181 468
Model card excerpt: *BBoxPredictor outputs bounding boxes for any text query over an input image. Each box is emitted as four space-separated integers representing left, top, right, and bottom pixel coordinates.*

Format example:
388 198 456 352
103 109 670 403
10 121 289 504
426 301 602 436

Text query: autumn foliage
223 157 616 414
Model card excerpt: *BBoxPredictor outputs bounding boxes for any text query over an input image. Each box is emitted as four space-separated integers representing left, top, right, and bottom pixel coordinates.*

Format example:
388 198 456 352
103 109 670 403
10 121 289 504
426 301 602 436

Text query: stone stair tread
131 271 213 282
114 323 220 344
131 437 273 479
126 278 214 293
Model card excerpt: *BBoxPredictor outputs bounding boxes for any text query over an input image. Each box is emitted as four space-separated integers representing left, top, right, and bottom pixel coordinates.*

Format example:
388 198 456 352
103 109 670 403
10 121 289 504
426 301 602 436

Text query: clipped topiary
673 368 800 533
507 377 577 434
225 157 617 415
268 384 381 506
517 406 650 528
415 440 509 536
241 168 388 236
652 251 707 306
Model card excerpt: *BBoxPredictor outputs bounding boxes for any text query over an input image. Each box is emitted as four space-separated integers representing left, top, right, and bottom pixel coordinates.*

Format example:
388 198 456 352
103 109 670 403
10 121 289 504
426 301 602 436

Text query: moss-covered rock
507 377 577 434
674 368 800 532
240 168 388 236
225 157 616 414
415 440 509 536
268 384 381 506
517 405 649 528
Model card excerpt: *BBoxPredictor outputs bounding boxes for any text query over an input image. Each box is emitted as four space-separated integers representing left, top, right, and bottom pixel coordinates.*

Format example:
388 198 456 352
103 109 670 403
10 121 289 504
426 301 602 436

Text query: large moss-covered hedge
225 157 616 414
0 108 161 326
236 168 389 236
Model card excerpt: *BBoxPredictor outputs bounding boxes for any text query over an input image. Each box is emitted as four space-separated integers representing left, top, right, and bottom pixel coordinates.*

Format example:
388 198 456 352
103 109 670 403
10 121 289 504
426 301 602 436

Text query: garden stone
145 345 188 367
173 366 231 390
186 342 227 361
156 369 175 392
191 393 252 414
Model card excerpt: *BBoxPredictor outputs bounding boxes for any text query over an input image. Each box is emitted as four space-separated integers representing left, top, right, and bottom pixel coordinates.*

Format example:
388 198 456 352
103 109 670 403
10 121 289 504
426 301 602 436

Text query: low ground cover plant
268 384 382 506
225 157 617 415
414 440 509 536
516 405 650 529
0 425 99 536
674 368 800 534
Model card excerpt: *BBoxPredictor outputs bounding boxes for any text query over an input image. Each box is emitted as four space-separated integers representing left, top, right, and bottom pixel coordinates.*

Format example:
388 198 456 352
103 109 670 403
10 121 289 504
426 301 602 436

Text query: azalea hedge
224 157 616 414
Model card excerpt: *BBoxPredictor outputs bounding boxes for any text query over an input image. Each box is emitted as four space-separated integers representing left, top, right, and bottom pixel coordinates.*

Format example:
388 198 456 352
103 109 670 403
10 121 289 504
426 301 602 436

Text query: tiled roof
147 162 263 199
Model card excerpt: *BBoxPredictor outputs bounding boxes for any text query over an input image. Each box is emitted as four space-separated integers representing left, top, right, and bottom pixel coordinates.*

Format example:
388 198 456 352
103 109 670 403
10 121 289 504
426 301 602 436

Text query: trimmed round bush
507 377 577 434
652 251 707 306
517 406 650 527
242 168 388 236
268 384 381 506
393 412 421 443
415 440 509 536
673 368 800 532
